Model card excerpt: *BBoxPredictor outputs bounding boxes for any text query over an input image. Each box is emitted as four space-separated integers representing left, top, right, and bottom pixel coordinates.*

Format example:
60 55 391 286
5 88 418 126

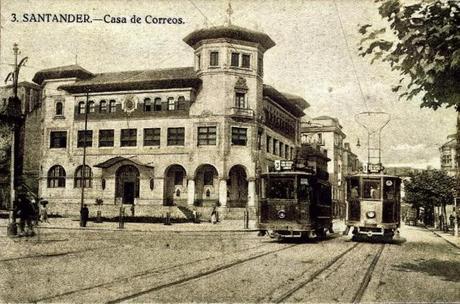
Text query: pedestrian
210 206 217 224
449 214 455 229
80 204 89 227
40 200 49 223
16 195 35 237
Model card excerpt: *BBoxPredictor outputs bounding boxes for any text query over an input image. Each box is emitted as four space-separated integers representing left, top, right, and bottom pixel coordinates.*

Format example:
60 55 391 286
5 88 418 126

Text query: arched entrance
195 164 218 206
164 165 187 206
228 165 248 208
116 165 140 204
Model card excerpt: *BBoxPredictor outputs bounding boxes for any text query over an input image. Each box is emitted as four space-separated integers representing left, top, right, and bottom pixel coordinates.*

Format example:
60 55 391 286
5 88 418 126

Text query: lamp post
2 43 27 236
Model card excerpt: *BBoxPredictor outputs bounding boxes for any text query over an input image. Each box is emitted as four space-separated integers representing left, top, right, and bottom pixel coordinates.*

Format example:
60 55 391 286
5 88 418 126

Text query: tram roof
346 173 401 179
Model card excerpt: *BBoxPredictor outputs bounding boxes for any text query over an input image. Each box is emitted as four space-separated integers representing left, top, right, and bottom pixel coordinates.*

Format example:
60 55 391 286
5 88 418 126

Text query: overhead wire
332 0 369 112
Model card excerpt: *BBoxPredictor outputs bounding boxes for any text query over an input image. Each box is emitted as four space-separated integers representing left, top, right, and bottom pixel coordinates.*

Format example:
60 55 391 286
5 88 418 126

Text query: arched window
74 165 92 188
154 98 162 111
109 100 117 113
78 101 85 114
47 165 66 188
88 101 95 113
100 100 107 112
55 102 63 116
167 97 175 111
144 98 152 112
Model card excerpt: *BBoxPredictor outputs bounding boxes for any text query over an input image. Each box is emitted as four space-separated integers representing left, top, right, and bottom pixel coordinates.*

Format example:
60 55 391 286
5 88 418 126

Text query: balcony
229 107 254 120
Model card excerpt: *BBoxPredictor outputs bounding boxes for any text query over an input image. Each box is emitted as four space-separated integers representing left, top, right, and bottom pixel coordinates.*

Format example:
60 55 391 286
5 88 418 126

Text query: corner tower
183 25 275 116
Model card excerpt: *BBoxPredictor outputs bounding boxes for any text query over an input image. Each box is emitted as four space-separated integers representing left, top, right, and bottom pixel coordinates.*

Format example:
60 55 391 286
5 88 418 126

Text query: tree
359 0 460 229
404 170 455 227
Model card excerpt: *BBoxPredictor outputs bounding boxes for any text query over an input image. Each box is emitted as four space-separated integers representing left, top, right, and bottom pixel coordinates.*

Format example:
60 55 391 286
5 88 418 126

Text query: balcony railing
229 107 254 119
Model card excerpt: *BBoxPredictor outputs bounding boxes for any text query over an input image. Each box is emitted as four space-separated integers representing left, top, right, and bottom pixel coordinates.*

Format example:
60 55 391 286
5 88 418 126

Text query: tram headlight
366 211 376 219
278 210 286 219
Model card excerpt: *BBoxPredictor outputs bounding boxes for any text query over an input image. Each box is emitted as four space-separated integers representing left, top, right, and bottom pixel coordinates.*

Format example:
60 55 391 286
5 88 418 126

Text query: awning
94 156 154 169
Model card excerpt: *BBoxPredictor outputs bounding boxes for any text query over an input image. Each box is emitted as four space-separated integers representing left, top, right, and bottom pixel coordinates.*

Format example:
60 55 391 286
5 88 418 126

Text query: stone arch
164 164 187 206
228 165 248 208
194 164 219 206
115 165 140 204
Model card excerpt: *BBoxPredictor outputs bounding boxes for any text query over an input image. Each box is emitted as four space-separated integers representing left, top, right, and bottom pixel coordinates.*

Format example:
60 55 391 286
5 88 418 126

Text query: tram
345 173 401 240
258 163 333 240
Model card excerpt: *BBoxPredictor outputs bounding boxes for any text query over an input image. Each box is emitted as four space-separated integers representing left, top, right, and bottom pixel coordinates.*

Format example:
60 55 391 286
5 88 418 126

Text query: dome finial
225 1 233 26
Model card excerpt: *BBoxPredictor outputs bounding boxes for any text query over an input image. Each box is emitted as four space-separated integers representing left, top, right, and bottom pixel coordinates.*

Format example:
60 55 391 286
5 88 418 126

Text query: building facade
343 142 361 176
440 134 456 177
300 116 346 217
30 25 309 217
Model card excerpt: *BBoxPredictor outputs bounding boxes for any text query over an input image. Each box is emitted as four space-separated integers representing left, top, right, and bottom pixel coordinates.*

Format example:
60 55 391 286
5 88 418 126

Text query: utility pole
3 43 28 235
80 91 89 227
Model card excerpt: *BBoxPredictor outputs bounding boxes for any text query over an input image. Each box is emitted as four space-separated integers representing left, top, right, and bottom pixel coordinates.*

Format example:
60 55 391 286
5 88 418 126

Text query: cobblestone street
1 220 459 303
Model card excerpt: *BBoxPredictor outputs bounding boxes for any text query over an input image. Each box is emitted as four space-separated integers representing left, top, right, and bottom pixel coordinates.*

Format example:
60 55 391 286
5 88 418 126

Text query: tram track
32 241 285 303
267 242 386 303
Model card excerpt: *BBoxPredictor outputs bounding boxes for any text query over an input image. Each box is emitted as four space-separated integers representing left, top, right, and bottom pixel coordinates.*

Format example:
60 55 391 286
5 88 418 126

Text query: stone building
30 24 309 218
439 134 456 177
343 142 361 176
300 116 346 217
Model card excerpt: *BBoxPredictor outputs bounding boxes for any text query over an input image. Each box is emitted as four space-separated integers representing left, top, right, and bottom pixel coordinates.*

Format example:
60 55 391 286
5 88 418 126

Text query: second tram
258 169 333 240
345 174 401 240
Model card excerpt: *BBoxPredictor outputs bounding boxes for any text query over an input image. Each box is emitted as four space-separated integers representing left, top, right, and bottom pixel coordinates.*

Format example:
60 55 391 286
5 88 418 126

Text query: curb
0 224 259 234
425 226 460 250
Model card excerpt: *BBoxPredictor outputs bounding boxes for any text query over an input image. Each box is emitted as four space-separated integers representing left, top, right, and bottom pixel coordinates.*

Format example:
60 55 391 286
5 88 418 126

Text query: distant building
300 116 346 217
343 142 361 176
439 134 456 177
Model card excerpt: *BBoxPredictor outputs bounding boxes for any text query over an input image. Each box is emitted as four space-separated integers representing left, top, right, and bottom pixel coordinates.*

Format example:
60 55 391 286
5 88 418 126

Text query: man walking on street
80 204 89 227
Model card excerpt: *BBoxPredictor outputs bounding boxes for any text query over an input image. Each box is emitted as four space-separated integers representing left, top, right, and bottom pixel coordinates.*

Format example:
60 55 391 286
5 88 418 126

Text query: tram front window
267 177 295 199
347 178 360 200
298 178 310 201
363 179 380 199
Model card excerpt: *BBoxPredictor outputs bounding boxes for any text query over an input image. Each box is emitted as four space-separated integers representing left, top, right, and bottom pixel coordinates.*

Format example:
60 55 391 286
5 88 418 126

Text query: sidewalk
0 217 347 234
426 226 460 249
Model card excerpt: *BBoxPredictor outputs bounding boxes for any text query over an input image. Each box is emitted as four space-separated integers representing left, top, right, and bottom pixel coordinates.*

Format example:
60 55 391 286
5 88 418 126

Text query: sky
0 0 456 169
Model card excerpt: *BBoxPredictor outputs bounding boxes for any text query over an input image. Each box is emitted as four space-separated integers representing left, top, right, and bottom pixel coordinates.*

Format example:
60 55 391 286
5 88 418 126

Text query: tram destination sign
367 163 384 173
274 160 294 171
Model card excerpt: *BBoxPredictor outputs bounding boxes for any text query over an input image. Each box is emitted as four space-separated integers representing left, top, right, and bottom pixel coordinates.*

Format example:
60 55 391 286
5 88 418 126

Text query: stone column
248 177 256 207
187 178 195 206
219 178 227 207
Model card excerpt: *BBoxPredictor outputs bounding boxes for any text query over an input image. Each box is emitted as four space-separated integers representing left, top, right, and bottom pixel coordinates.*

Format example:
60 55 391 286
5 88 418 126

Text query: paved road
0 223 459 303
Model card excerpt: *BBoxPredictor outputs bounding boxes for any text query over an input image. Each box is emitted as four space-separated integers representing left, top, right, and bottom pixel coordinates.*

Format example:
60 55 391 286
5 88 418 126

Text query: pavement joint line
426 227 460 250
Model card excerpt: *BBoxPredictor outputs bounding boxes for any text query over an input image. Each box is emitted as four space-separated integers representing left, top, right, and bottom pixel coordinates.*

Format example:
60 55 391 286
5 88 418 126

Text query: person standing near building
16 195 35 237
80 204 89 227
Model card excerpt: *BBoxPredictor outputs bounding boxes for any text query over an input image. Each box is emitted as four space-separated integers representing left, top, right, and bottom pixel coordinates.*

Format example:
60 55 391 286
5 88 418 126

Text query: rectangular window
231 52 239 67
231 127 247 146
99 129 114 147
273 139 278 155
258 56 263 75
197 54 201 70
280 142 284 158
242 54 250 68
77 130 93 148
266 135 271 153
210 51 219 66
167 127 185 146
235 92 246 108
121 129 137 147
50 131 67 148
285 145 289 159
144 128 161 146
290 147 294 160
198 126 217 146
